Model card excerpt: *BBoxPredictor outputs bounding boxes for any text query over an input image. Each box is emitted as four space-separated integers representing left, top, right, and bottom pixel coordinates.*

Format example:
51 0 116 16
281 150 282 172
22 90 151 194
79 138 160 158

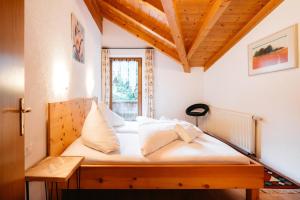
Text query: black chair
185 103 209 126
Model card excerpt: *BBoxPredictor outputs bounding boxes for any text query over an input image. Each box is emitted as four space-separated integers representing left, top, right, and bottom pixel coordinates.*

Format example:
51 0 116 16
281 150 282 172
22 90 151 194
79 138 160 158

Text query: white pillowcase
81 101 120 154
136 116 156 122
138 122 178 156
99 102 125 127
174 124 203 143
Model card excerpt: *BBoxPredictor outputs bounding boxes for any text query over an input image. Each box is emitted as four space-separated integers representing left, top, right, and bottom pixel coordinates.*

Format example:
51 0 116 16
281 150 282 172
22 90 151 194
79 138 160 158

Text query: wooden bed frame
47 97 263 200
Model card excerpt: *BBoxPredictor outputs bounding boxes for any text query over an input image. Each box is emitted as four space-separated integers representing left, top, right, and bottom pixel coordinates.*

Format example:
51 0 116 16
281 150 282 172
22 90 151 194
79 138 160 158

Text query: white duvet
137 119 203 155
138 121 179 156
62 132 250 165
113 121 139 133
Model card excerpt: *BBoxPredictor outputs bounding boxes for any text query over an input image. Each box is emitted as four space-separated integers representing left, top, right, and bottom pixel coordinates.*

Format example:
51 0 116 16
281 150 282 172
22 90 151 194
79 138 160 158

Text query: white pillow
138 122 178 156
99 102 125 127
81 101 120 153
174 124 202 143
159 116 169 120
136 116 155 122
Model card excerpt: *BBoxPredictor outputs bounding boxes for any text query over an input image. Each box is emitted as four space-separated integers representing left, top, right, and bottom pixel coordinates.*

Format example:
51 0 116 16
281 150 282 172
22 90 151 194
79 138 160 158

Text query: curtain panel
101 49 110 106
145 49 154 118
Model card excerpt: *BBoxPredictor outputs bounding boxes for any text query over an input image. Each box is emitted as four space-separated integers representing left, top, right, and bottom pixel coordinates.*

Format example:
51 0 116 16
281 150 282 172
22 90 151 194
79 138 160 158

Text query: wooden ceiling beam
204 0 283 71
84 0 103 33
161 0 190 72
104 0 173 44
97 0 179 62
142 0 164 12
187 0 231 60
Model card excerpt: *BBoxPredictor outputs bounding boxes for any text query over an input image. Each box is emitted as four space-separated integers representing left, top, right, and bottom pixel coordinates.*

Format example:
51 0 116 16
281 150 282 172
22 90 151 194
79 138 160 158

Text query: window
110 58 142 121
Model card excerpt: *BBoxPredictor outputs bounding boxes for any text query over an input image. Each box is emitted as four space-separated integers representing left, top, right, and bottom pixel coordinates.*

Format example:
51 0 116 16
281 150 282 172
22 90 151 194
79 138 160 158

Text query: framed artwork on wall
71 13 85 63
248 24 298 76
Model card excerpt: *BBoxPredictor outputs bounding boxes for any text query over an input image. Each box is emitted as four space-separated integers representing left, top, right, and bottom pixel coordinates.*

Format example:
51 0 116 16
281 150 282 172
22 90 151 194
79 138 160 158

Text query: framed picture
71 13 85 63
248 24 298 76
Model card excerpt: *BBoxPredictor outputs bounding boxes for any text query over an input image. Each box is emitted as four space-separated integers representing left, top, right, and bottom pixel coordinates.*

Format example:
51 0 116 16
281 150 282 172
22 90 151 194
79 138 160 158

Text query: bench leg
246 189 259 200
26 181 29 200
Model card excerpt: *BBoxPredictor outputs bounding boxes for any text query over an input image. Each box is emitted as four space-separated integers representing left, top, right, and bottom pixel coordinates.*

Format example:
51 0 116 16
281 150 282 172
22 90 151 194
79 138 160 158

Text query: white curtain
111 60 138 92
144 49 154 118
101 49 110 106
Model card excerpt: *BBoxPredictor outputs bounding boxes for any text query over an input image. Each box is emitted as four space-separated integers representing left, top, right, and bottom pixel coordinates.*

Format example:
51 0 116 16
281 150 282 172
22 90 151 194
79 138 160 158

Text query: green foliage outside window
112 74 138 102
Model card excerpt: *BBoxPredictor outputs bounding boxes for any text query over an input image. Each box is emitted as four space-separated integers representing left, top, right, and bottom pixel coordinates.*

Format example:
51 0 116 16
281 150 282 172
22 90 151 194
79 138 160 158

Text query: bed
47 97 263 200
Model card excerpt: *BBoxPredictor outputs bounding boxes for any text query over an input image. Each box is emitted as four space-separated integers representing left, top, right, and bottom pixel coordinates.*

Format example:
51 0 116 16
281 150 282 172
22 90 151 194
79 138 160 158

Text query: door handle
20 98 31 136
1 98 31 136
22 107 32 113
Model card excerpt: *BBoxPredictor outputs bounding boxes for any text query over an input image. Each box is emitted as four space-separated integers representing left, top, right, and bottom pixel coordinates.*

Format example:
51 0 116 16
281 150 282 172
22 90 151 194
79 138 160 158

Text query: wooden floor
62 189 300 200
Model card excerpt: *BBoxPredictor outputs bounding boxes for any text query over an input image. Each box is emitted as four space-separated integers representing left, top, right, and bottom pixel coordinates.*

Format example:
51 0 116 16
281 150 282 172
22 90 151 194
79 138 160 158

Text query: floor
62 189 300 200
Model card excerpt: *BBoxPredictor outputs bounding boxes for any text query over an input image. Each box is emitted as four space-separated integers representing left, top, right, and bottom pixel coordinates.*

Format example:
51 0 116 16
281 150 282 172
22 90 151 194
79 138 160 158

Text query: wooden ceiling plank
84 0 103 33
204 0 283 71
104 0 173 43
97 0 179 62
99 1 174 47
143 0 164 12
187 0 231 60
161 0 190 72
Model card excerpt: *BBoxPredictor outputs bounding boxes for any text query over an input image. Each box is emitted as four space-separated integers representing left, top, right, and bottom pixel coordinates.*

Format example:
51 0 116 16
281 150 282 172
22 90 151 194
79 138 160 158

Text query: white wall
203 0 300 183
25 0 102 199
103 19 204 122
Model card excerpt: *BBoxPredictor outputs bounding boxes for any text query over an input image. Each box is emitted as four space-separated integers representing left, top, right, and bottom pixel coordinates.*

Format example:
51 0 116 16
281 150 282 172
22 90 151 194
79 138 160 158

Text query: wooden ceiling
85 0 283 72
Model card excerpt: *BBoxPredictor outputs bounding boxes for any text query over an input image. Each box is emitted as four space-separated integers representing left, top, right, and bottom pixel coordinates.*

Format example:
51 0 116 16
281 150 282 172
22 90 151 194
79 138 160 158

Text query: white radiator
200 106 257 155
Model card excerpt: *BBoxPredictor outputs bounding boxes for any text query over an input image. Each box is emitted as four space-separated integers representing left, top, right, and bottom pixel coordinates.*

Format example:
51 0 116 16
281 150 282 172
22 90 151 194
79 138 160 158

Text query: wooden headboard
47 97 97 156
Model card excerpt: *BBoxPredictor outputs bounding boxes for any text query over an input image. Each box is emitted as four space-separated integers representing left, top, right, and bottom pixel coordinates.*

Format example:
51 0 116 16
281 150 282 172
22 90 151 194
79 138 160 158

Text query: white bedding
113 121 138 133
62 132 250 165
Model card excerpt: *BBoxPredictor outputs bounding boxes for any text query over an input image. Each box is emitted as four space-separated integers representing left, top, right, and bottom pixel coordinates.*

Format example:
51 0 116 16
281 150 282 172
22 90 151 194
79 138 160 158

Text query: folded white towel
138 121 178 156
174 124 203 143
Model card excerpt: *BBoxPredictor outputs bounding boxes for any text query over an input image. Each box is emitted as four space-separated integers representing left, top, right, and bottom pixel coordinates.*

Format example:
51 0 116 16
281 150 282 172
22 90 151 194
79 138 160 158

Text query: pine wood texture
25 156 84 182
68 162 264 190
97 0 179 62
204 0 284 70
187 0 231 60
161 0 190 72
86 0 283 72
84 0 103 33
61 161 264 200
61 189 300 200
47 97 97 156
105 0 173 43
246 189 260 200
143 0 164 12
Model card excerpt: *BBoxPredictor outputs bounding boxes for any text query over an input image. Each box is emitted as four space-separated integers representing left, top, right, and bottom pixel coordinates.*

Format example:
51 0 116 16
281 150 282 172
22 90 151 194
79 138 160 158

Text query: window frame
109 57 143 116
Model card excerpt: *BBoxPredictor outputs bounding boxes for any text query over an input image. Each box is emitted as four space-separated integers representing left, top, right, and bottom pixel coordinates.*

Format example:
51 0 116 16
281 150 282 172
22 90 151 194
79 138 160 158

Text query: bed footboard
62 161 263 200
62 161 264 200
76 163 263 189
